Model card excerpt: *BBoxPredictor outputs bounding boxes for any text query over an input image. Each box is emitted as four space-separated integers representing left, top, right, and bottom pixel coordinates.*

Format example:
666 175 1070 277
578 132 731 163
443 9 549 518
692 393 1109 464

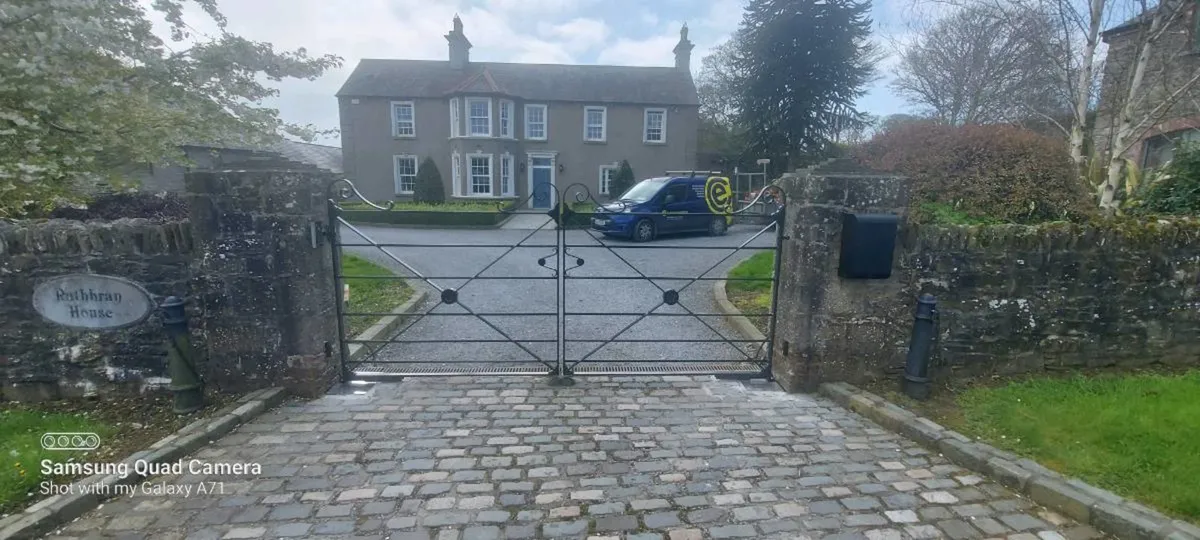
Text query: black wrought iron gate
327 178 785 382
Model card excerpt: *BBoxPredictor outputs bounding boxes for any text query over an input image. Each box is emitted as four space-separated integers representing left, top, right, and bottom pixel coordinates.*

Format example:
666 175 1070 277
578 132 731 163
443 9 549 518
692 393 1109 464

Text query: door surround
527 151 558 209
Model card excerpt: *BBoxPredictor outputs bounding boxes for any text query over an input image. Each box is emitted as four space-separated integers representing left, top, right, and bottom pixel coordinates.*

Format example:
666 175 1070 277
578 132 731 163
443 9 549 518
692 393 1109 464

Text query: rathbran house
335 16 701 208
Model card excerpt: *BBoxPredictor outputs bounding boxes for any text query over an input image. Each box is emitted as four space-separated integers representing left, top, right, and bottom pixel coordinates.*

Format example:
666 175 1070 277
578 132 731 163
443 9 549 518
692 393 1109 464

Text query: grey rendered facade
336 17 700 207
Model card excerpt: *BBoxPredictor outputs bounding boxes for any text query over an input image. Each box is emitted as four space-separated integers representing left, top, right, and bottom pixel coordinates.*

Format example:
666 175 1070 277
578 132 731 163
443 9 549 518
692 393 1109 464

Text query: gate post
185 170 341 397
769 160 909 392
328 199 351 383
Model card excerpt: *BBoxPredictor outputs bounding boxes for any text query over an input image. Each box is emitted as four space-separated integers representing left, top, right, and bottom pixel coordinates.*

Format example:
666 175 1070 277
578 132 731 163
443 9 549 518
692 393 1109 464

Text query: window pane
645 110 664 141
586 109 604 140
600 167 614 194
396 157 416 193
501 157 511 194
527 106 545 138
470 156 491 194
395 104 414 136
468 100 490 136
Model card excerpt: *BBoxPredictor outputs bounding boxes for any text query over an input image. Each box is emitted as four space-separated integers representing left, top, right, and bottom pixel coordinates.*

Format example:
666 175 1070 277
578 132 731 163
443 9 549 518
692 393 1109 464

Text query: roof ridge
356 58 681 71
277 139 341 150
337 58 699 106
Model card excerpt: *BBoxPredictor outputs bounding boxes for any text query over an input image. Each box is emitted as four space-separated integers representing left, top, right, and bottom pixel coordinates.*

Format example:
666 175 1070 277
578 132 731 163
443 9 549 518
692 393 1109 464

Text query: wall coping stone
0 387 287 540
819 381 1198 540
0 218 193 256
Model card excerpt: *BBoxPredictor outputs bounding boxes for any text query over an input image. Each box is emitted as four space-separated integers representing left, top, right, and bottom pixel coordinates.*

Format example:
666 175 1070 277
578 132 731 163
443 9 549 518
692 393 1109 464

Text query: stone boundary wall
0 219 196 400
770 166 1200 390
894 221 1200 379
2 169 344 402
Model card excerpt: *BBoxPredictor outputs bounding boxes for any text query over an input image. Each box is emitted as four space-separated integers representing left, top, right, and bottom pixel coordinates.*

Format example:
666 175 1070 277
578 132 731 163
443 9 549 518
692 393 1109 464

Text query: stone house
335 16 700 208
1095 4 1200 169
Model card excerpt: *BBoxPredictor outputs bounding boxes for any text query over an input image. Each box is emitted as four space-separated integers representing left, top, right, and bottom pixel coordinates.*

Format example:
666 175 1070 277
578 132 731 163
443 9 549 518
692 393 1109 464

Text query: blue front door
531 158 553 209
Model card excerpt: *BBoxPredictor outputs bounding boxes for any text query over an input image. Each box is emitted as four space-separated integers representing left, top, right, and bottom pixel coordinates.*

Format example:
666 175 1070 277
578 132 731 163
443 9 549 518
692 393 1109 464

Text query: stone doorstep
346 288 427 362
819 382 1200 540
712 280 767 342
0 387 288 540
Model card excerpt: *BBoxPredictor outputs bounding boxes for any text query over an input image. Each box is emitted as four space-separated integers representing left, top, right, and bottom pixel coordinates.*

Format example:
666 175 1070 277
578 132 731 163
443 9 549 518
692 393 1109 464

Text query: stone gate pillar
185 170 340 397
771 161 909 392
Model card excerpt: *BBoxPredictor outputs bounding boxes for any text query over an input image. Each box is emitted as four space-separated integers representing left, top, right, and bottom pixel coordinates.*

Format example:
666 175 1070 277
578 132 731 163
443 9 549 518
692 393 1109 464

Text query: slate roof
1102 9 1156 37
336 59 700 106
1101 5 1191 38
271 140 343 173
184 139 343 173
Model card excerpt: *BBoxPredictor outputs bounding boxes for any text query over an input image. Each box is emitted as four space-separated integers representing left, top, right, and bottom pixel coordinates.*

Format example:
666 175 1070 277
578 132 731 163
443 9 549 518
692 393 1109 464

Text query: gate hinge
310 221 325 248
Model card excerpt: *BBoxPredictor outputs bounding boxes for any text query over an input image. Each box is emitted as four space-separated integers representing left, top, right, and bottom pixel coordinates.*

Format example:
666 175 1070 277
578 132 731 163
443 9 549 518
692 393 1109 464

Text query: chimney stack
673 23 694 73
447 15 472 69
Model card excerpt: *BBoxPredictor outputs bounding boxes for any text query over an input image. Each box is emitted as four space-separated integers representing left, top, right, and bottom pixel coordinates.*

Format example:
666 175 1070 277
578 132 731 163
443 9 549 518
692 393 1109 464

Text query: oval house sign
32 274 155 330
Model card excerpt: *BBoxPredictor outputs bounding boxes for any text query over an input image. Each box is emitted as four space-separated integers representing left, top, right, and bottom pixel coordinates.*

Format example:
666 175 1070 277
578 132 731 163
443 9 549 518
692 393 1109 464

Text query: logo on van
704 176 734 222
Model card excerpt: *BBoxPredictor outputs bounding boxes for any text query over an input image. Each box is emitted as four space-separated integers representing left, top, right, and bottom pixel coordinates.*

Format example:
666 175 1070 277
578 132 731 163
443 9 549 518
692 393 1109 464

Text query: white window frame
525 104 548 141
391 101 415 138
466 97 492 137
393 155 418 195
500 100 514 138
583 106 607 142
451 151 462 197
468 153 493 196
500 153 515 197
598 164 618 195
643 107 667 144
449 98 460 138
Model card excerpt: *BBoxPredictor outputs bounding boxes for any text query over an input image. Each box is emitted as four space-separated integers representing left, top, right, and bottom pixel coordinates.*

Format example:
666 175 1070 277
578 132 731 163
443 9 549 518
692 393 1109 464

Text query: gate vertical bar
762 203 786 379
555 206 568 378
328 199 351 382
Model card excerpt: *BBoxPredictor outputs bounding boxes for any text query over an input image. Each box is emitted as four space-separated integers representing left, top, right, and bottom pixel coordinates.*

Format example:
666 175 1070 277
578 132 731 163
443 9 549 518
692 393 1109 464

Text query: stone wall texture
2 170 343 402
0 219 196 399
771 165 1200 389
186 170 340 393
895 221 1200 377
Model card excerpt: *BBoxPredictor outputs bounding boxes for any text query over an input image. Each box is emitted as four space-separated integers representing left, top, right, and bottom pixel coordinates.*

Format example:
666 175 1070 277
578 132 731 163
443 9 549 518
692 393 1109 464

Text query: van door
685 180 713 232
658 182 693 233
